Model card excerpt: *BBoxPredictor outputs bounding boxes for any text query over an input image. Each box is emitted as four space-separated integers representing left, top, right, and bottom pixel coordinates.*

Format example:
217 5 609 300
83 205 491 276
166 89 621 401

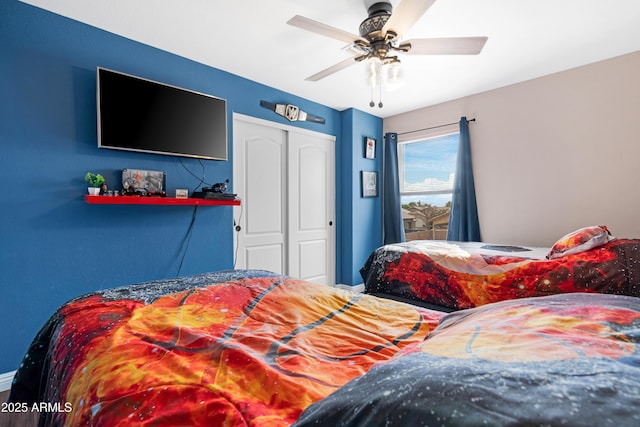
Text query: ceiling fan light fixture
384 58 405 91
367 56 383 88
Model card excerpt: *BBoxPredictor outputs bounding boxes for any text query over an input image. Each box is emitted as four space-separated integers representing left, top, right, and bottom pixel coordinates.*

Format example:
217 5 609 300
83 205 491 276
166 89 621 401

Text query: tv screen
97 68 228 160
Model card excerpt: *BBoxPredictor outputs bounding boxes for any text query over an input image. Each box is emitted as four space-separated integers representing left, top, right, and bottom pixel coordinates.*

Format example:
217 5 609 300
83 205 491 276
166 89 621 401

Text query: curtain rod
398 118 475 136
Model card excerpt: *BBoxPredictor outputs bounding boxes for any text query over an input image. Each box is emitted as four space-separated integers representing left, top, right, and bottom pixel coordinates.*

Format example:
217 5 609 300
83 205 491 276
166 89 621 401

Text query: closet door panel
288 131 335 285
234 120 287 274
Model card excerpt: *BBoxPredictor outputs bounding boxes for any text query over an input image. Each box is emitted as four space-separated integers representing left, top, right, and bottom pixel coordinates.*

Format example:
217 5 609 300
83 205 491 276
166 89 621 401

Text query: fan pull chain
370 85 375 108
370 80 384 108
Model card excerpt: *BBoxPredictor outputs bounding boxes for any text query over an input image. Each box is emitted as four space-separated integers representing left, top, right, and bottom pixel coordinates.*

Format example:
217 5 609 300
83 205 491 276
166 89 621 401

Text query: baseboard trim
0 371 16 392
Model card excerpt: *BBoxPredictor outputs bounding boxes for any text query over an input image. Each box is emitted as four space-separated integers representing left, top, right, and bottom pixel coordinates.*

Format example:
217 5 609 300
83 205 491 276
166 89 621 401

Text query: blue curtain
382 132 405 244
447 117 481 242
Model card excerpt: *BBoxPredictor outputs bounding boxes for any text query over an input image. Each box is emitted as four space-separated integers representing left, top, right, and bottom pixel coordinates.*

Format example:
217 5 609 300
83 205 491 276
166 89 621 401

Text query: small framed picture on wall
361 171 378 197
364 137 376 159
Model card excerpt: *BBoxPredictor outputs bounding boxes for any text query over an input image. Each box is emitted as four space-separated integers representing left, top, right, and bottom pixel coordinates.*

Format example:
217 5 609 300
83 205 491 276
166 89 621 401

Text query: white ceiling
20 0 640 118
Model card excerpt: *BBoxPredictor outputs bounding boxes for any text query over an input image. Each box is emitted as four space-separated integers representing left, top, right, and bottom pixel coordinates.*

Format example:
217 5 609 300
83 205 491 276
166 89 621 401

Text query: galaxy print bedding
361 239 640 310
294 293 640 427
8 270 441 426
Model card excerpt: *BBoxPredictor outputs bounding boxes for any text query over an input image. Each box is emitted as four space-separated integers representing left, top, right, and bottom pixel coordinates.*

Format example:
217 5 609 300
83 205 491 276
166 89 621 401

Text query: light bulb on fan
367 56 382 88
384 58 404 91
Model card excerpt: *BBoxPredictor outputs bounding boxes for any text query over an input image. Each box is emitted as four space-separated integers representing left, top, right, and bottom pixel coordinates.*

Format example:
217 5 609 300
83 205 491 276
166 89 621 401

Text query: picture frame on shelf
361 171 378 198
364 137 376 159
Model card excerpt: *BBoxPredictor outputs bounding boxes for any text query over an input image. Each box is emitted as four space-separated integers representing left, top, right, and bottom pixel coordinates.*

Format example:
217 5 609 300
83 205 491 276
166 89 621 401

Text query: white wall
384 52 640 247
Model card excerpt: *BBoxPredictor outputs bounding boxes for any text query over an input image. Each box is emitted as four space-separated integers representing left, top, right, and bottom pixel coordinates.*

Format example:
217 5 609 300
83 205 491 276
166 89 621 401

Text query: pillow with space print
546 226 615 259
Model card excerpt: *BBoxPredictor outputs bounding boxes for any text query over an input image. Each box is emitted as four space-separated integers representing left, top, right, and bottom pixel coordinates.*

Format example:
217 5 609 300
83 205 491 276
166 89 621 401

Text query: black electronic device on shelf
192 182 237 200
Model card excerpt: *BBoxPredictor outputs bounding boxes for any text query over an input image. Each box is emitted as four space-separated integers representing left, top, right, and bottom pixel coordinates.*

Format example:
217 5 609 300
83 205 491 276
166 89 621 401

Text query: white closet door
288 131 335 285
233 120 287 274
233 115 335 285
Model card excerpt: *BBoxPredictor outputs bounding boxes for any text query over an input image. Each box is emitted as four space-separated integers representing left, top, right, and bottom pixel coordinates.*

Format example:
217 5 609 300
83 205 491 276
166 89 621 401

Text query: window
398 132 459 241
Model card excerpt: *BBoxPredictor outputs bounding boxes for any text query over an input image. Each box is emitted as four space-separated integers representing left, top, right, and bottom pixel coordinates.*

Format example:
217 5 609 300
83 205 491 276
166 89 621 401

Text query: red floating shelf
84 195 240 206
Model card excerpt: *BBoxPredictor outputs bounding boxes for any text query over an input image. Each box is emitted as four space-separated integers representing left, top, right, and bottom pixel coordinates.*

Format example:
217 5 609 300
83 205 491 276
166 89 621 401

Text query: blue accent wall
340 109 384 285
0 0 382 374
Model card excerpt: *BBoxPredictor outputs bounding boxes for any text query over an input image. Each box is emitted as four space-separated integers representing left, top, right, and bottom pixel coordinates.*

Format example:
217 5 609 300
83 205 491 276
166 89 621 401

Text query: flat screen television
97 67 228 160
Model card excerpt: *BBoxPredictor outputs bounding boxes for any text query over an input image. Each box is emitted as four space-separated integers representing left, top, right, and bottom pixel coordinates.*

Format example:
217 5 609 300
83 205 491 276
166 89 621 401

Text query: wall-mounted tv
97 67 228 160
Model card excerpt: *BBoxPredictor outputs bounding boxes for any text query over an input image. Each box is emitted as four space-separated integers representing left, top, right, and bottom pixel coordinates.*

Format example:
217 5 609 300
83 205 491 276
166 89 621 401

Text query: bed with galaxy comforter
8 269 441 426
295 292 640 427
8 269 640 426
361 227 640 310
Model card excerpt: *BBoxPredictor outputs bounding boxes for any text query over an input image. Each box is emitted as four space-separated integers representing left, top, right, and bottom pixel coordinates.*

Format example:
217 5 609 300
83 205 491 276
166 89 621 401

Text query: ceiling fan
287 0 488 107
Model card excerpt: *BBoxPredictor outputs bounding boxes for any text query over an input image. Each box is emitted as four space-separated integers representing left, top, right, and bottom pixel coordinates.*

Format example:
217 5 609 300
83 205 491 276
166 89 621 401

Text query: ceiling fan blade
405 36 488 55
287 15 368 45
382 0 437 38
305 57 357 82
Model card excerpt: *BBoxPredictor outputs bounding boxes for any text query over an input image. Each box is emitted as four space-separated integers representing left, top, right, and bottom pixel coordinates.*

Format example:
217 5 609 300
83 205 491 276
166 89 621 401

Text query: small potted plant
85 172 105 195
